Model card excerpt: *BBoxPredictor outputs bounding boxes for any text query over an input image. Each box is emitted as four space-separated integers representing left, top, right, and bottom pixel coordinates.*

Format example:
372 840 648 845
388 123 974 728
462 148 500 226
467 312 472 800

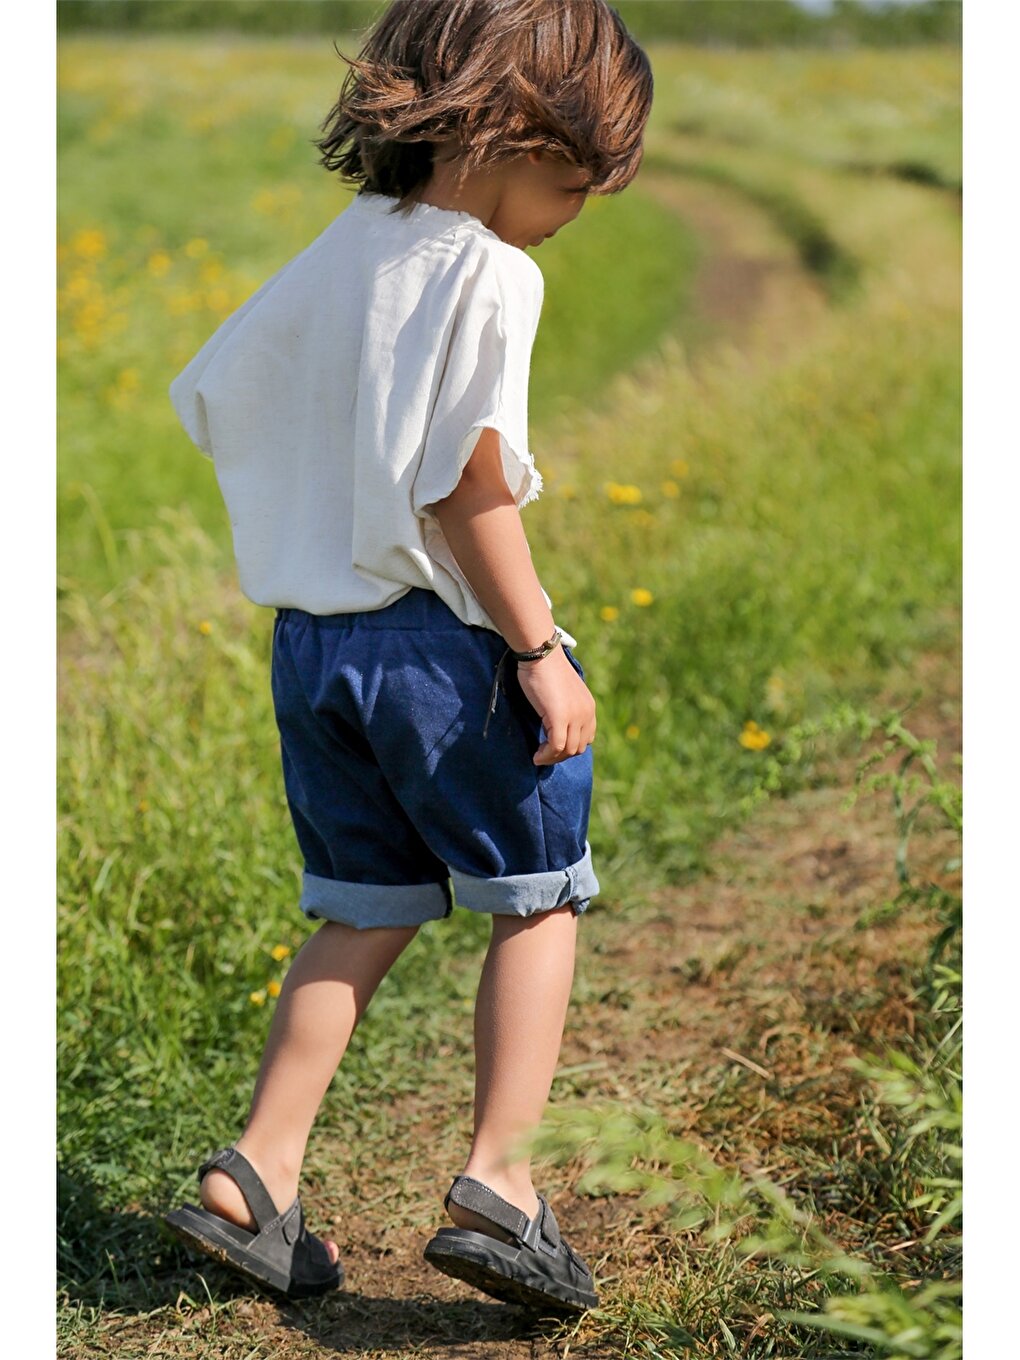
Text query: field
58 34 961 1360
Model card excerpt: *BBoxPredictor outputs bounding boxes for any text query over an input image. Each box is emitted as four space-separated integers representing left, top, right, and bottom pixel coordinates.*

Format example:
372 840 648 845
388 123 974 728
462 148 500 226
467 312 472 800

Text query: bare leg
446 902 578 1240
202 919 419 1260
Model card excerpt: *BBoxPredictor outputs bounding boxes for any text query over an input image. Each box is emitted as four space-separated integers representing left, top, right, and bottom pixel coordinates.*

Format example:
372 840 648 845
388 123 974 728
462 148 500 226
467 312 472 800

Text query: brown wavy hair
313 0 653 211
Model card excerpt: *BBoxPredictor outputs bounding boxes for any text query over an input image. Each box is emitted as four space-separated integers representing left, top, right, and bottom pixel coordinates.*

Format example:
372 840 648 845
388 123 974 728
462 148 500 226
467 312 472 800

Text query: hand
515 646 597 766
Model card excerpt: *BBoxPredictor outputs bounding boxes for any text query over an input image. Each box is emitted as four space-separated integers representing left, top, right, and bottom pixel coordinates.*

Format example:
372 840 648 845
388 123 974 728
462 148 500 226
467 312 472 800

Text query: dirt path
636 170 832 368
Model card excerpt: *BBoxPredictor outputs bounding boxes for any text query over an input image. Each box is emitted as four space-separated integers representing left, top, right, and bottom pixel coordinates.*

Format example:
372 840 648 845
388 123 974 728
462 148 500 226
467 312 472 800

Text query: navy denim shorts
271 587 599 930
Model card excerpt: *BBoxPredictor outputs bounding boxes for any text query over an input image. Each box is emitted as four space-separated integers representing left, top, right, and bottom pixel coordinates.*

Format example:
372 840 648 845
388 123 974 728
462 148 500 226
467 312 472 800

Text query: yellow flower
71 228 107 260
739 720 771 751
199 258 224 283
604 481 642 505
137 799 150 814
147 251 173 278
599 605 619 622
558 484 577 500
625 724 640 740
198 620 213 635
249 990 266 1006
184 237 210 258
661 480 680 498
267 979 282 998
630 588 654 607
270 944 291 962
670 458 690 478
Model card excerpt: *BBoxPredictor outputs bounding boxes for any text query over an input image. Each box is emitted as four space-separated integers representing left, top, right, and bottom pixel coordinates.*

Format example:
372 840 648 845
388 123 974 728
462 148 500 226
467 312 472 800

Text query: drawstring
483 647 513 739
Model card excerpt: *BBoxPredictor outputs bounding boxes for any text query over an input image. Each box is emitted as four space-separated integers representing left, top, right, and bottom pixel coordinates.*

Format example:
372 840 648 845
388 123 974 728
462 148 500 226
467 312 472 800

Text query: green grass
58 34 961 1358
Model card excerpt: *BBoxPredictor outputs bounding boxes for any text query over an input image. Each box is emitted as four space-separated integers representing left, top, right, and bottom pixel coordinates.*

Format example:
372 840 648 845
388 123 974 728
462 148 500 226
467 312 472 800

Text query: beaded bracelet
483 628 563 739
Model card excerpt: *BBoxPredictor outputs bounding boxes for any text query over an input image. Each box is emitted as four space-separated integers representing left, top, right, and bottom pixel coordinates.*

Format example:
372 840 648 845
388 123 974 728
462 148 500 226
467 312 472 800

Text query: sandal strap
444 1176 530 1241
198 1147 280 1233
536 1195 562 1252
444 1176 563 1254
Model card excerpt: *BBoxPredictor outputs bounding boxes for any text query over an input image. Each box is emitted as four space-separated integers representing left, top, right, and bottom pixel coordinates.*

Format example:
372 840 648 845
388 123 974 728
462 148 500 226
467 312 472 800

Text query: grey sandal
163 1147 344 1300
423 1174 599 1314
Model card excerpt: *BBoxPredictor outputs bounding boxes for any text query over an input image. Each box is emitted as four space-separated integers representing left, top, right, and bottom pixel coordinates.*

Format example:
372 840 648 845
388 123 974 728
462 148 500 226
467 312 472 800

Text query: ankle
232 1138 302 1210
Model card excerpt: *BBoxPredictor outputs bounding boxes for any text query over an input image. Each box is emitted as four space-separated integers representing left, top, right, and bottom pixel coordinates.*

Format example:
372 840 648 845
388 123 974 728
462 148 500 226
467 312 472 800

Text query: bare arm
432 428 556 652
431 428 596 765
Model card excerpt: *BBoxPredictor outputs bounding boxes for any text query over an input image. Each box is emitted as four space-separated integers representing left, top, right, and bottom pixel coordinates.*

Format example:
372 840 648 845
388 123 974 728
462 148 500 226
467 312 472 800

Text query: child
163 0 652 1316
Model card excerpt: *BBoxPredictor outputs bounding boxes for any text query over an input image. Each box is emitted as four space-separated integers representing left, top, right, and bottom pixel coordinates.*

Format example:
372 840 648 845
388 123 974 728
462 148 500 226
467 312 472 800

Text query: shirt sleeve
168 259 295 458
412 242 544 520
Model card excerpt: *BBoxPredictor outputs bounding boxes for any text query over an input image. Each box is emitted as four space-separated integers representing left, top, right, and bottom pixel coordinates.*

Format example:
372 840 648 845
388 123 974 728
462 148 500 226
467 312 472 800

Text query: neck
404 159 502 232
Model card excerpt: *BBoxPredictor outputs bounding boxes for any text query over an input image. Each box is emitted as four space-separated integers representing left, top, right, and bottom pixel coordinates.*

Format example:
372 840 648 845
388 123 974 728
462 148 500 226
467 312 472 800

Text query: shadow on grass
58 1162 173 1309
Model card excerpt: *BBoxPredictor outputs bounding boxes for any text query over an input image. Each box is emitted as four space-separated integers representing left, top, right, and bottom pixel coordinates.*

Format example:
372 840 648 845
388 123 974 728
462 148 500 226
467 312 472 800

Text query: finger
546 720 569 761
533 722 566 765
534 741 562 766
548 724 580 763
568 721 592 753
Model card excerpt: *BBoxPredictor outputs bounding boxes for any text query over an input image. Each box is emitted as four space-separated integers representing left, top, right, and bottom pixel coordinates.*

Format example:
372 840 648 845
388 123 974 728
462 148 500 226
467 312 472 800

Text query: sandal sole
164 1204 344 1300
424 1228 597 1314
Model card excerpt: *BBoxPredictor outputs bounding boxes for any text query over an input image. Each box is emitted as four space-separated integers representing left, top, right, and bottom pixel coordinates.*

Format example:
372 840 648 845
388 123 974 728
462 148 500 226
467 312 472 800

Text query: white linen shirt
168 190 576 647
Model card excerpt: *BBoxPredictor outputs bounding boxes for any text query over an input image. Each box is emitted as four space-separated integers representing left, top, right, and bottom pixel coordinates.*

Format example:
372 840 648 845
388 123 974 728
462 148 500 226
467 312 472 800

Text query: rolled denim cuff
300 873 453 928
448 840 600 917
